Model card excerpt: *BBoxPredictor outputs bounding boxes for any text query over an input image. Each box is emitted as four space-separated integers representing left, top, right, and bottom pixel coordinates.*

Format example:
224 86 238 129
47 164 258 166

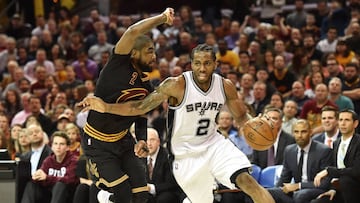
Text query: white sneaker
97 190 113 203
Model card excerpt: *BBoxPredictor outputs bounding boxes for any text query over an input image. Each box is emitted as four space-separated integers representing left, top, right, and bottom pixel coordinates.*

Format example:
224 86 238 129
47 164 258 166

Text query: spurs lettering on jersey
186 102 223 116
48 167 67 177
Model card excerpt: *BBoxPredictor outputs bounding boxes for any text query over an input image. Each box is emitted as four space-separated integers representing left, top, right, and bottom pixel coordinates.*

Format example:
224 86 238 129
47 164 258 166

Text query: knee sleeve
113 182 132 203
132 192 149 203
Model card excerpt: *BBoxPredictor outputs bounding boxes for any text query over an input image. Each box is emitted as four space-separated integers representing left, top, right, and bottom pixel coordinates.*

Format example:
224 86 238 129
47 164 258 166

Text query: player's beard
139 63 152 72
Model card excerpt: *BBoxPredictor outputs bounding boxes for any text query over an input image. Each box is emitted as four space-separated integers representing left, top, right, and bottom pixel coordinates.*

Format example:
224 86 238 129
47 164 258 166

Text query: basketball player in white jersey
79 44 275 203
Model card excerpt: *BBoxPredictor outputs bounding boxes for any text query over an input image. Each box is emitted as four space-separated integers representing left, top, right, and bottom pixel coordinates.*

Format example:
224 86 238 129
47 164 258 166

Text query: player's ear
131 49 137 58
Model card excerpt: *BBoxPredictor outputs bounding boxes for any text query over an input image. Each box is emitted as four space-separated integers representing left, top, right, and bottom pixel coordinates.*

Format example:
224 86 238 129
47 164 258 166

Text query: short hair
191 44 216 62
293 119 311 130
321 105 339 119
263 105 284 118
345 62 360 71
65 123 80 135
51 131 70 146
133 35 153 51
339 109 359 121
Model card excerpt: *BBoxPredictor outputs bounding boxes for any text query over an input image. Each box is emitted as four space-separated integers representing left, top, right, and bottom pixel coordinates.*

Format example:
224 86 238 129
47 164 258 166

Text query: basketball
242 116 277 151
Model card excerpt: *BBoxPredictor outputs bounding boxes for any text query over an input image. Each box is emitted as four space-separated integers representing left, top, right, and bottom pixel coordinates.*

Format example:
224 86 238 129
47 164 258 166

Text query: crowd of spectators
1 0 360 202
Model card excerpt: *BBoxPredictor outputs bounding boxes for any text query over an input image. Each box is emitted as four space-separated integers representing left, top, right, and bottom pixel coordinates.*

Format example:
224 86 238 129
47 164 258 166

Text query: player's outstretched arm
79 77 180 116
115 7 174 55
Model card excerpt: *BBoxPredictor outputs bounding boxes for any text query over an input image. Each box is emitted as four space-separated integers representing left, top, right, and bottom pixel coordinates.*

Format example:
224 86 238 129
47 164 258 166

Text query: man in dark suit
252 107 295 169
313 106 341 148
16 124 52 203
146 128 182 203
314 109 360 203
268 119 333 203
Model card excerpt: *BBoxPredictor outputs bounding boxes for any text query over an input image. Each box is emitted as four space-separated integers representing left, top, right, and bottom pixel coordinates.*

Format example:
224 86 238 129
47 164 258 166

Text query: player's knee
132 192 148 203
230 168 252 187
112 182 132 203
232 170 258 192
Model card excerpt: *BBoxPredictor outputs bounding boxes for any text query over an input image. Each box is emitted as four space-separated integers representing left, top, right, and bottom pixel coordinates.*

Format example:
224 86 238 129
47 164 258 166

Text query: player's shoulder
161 75 185 87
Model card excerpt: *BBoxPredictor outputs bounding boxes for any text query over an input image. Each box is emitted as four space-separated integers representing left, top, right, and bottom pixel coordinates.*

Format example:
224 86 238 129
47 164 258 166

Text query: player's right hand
162 7 174 25
78 95 106 113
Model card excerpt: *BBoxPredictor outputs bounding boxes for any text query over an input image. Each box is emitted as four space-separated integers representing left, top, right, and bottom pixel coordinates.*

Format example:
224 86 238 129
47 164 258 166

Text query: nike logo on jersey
186 102 223 114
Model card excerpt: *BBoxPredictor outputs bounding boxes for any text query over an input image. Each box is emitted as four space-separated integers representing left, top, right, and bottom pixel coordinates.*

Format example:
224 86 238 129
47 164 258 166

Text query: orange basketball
242 117 277 151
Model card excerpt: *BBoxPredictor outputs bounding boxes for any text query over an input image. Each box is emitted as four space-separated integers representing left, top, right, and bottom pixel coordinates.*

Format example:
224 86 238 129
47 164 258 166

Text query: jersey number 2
196 119 210 136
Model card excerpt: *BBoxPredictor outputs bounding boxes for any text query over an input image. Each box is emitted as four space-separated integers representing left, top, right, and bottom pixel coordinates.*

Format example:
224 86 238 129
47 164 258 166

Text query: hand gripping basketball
242 115 278 151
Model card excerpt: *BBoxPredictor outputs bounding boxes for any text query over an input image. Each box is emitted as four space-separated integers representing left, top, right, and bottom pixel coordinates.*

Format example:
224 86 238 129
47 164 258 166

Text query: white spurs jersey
168 71 226 157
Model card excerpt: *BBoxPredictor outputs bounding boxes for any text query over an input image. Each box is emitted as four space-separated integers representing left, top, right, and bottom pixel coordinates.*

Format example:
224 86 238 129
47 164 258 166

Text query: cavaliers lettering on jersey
85 52 152 142
168 71 226 157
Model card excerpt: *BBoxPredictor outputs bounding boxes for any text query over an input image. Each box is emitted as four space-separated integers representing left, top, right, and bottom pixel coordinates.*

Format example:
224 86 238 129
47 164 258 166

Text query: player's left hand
162 7 175 25
78 95 106 113
134 140 149 158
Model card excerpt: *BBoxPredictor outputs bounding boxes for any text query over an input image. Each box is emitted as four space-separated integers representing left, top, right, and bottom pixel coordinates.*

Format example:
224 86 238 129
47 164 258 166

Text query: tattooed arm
79 76 184 116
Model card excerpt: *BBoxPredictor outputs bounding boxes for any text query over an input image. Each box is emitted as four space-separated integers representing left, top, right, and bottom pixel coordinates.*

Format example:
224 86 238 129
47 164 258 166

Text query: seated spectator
316 27 338 54
334 39 355 67
15 128 31 160
305 72 325 99
312 106 341 149
7 124 22 160
300 83 338 135
268 55 296 98
282 100 298 135
217 110 253 158
21 131 79 203
17 124 52 202
252 106 295 169
268 119 333 203
71 49 98 81
23 49 55 84
88 30 114 63
328 77 354 111
145 128 183 202
64 123 82 157
270 92 284 110
216 39 240 68
313 109 360 203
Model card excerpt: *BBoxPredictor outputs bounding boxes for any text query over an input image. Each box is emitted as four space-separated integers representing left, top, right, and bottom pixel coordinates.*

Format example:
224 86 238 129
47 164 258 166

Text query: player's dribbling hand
78 95 106 113
134 140 149 158
162 7 175 25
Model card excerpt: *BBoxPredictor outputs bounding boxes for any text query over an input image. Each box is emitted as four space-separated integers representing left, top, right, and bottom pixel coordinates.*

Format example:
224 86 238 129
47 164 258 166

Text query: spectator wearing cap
56 113 70 132
5 13 29 40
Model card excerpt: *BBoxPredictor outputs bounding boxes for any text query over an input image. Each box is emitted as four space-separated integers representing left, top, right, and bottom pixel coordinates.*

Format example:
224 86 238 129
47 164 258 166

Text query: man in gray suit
252 106 295 169
268 119 333 203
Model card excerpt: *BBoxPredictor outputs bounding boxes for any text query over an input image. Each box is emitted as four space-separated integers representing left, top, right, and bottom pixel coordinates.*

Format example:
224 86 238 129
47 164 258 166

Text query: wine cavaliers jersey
168 71 226 157
85 52 152 142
